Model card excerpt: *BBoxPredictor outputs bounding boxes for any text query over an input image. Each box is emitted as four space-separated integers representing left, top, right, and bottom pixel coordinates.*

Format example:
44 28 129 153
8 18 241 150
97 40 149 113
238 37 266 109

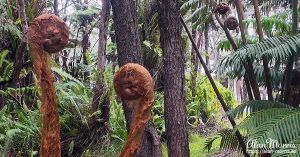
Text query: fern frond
227 100 292 119
51 67 84 87
217 34 300 80
204 129 243 152
236 108 300 150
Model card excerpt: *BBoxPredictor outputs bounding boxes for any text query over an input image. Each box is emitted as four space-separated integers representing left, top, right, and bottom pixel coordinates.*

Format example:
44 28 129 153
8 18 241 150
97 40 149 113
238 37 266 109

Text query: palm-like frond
217 34 300 80
181 0 217 31
217 36 259 52
227 100 292 119
227 100 300 156
236 108 300 155
204 129 242 152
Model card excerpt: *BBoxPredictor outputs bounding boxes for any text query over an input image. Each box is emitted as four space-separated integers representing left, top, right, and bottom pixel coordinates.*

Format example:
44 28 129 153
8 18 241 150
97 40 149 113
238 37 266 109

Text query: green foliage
181 0 217 31
243 12 291 37
217 36 259 51
162 133 221 157
186 73 237 126
225 101 300 156
152 92 165 135
0 104 40 156
204 129 241 152
227 100 292 119
218 34 300 86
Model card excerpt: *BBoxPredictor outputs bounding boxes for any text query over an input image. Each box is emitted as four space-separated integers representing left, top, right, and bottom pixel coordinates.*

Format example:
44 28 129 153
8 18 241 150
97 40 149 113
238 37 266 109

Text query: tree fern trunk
11 0 28 88
158 1 190 156
284 0 298 104
253 0 273 101
204 22 210 68
91 0 111 138
235 0 256 101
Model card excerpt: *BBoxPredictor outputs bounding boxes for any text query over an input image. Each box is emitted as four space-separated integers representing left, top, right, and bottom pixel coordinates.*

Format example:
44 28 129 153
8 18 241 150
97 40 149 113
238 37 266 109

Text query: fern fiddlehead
28 14 69 157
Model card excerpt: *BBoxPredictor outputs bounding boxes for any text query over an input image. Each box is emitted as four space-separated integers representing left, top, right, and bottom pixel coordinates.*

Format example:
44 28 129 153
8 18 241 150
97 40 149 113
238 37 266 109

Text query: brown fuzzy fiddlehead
224 16 239 30
214 2 230 15
28 14 69 157
114 63 154 157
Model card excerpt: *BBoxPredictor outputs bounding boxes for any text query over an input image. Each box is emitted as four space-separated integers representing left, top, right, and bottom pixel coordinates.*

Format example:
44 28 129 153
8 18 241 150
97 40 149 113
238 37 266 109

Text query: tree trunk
110 0 163 156
235 0 256 100
11 0 28 88
81 0 91 83
204 22 209 68
283 0 298 104
253 0 273 101
191 32 201 100
252 2 273 156
54 0 58 15
91 0 111 138
158 1 190 156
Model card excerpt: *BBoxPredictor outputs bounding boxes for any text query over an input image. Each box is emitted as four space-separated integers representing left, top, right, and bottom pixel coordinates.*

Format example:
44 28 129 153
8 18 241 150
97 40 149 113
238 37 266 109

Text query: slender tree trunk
158 1 190 156
191 32 201 100
215 11 259 100
91 0 111 137
11 0 28 88
81 0 91 83
235 0 256 100
253 2 272 156
284 0 298 104
253 0 273 101
54 0 59 15
204 22 210 68
110 0 163 156
190 2 200 100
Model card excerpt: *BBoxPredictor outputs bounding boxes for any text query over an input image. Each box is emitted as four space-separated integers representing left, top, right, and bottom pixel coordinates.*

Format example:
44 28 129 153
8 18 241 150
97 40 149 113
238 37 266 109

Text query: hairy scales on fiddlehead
28 14 69 157
114 63 154 157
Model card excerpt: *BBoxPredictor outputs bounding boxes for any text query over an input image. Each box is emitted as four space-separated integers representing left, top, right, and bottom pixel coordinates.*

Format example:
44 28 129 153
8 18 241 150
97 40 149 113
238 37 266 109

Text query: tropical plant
186 73 237 126
218 34 300 88
205 101 300 157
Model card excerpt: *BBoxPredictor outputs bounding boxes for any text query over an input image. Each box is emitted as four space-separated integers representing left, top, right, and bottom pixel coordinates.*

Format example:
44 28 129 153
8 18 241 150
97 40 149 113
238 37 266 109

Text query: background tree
158 0 190 156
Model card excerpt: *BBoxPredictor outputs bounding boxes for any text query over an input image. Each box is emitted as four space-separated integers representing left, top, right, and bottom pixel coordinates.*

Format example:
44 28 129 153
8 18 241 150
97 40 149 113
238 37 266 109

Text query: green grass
162 133 221 157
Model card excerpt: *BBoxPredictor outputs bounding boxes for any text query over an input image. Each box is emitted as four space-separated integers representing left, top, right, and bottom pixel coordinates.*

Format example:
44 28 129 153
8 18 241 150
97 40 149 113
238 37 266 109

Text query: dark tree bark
110 0 143 66
54 0 59 15
284 0 298 104
91 0 111 137
253 0 273 101
11 0 28 88
158 1 190 156
81 0 92 82
110 0 163 156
